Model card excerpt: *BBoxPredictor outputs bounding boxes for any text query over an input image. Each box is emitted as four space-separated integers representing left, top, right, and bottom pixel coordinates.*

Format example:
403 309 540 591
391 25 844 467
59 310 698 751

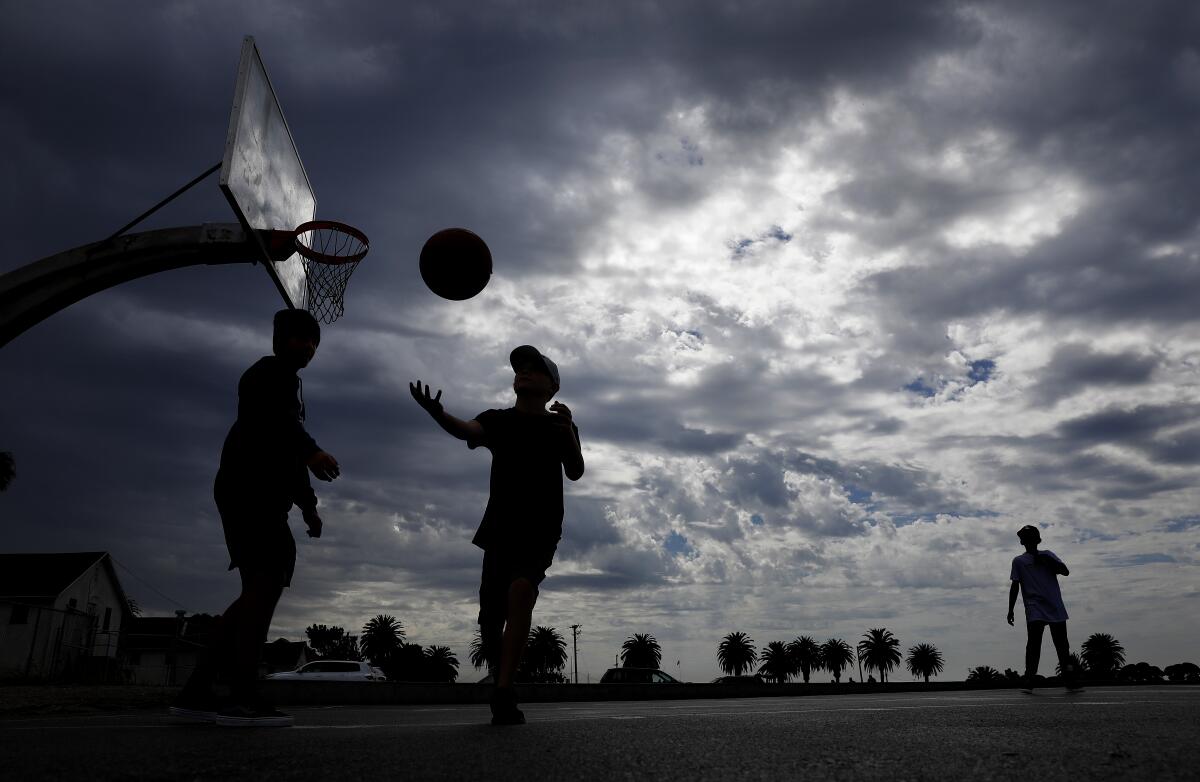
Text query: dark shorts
478 545 556 627
215 478 296 588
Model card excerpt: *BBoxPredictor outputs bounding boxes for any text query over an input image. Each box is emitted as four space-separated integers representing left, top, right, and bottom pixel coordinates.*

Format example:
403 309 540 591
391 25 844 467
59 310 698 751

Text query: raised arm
549 401 585 481
409 380 484 442
1038 552 1069 576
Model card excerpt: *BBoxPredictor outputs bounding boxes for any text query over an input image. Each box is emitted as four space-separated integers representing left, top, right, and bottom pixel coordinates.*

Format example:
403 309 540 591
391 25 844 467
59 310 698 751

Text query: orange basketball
419 228 492 300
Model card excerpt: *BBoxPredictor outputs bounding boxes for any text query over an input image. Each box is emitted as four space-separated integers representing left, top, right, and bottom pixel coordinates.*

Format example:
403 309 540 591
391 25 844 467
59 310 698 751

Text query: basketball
419 228 493 300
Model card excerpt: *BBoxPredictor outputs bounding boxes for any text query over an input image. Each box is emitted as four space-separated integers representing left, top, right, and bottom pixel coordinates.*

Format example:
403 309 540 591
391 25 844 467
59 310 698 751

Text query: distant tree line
304 615 459 683
296 619 1196 685
707 628 943 684
964 633 1197 684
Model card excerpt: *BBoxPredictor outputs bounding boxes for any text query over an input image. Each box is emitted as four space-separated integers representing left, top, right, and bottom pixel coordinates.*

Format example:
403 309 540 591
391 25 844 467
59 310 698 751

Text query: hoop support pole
107 162 223 241
0 223 276 349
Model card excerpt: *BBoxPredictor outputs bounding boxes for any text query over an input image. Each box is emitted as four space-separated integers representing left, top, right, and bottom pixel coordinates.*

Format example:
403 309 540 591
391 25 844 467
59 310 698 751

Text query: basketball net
294 221 369 324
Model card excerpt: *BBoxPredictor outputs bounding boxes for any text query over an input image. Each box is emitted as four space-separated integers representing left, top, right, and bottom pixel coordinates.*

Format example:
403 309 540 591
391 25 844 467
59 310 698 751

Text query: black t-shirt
217 355 320 510
468 407 580 552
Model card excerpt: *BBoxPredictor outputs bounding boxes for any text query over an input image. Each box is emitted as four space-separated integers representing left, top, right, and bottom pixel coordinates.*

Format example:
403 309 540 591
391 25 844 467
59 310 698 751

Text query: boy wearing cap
1007 525 1081 693
410 345 584 725
172 309 340 727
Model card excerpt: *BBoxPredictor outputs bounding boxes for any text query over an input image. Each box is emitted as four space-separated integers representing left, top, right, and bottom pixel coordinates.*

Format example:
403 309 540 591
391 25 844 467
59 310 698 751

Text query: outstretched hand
409 380 444 417
307 450 340 481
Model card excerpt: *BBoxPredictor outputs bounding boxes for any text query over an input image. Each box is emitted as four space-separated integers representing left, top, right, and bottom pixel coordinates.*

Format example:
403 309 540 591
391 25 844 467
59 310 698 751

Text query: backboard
220 36 312 309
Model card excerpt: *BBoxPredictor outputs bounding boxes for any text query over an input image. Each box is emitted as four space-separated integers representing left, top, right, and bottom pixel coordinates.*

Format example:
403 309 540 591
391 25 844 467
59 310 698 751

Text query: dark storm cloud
1054 403 1200 467
960 398 1200 501
841 1 1200 360
1030 343 1159 405
781 450 974 518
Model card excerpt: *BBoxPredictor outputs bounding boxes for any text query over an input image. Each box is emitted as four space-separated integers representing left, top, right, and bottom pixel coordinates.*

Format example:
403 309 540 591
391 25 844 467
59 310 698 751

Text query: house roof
0 551 112 600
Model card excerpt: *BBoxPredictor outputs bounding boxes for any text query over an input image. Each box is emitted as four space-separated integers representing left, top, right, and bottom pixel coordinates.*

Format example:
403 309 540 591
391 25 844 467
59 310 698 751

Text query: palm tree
523 626 568 682
1081 633 1126 680
469 629 488 671
857 628 902 683
0 451 14 491
384 643 428 681
424 645 460 683
757 641 793 684
717 632 757 676
905 643 945 683
620 633 663 669
967 665 1003 683
820 638 854 683
788 636 822 683
359 614 405 665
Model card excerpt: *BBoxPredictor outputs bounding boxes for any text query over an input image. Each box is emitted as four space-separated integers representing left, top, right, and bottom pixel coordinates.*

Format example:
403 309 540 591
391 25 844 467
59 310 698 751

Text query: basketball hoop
293 220 369 324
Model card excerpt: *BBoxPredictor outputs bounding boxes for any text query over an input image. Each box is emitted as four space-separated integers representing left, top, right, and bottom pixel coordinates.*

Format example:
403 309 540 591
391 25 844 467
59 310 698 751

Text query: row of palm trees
348 619 945 683
617 628 944 683
714 628 945 683
334 619 1193 685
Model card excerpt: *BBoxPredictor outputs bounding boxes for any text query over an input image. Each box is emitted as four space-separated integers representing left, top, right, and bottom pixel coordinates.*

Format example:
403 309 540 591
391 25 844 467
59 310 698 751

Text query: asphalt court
2 687 1196 780
3 685 1192 729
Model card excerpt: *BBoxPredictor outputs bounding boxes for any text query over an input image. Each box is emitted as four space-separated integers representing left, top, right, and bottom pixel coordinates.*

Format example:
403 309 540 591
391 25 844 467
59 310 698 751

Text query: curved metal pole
0 223 288 349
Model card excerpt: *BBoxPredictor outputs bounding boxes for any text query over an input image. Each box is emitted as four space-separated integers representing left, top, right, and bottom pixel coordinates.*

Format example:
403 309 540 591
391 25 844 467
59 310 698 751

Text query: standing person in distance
1007 525 1082 694
410 345 584 725
171 309 340 727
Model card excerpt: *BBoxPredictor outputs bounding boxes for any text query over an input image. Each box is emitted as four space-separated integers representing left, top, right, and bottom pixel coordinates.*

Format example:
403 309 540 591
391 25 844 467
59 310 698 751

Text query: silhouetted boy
171 309 340 727
1007 525 1081 693
410 345 584 725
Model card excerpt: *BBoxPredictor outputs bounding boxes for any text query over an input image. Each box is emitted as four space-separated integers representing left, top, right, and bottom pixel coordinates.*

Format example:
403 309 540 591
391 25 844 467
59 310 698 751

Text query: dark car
711 674 766 685
599 667 681 684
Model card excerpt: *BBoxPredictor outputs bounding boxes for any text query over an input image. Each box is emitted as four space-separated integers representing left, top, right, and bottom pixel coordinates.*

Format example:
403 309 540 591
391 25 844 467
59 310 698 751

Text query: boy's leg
1048 622 1080 688
227 568 284 704
496 577 536 689
478 550 506 678
1025 621 1046 678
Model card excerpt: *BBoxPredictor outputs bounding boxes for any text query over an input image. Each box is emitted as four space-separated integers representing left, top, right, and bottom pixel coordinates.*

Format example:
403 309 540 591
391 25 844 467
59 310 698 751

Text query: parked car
599 667 681 684
711 674 765 685
266 660 385 681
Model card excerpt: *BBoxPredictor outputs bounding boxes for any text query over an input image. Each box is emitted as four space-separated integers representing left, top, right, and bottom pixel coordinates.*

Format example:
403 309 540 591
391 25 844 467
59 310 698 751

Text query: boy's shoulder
243 355 282 376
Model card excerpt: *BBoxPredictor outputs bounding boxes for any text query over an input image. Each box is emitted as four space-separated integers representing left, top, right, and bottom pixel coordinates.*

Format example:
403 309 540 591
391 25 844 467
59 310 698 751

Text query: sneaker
215 703 294 727
489 686 525 726
1019 676 1035 695
169 692 219 723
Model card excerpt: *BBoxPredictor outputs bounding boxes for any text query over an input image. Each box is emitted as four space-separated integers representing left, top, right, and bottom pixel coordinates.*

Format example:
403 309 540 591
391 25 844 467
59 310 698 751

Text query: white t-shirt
1010 550 1069 623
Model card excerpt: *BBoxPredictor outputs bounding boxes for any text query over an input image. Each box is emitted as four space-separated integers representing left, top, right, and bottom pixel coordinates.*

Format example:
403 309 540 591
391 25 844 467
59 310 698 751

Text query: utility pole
569 624 582 684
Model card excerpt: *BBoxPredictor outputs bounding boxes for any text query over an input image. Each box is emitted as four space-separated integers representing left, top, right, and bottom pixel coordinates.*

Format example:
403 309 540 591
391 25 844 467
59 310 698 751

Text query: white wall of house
0 556 127 679
0 603 89 679
53 559 125 658
125 650 198 686
0 602 44 677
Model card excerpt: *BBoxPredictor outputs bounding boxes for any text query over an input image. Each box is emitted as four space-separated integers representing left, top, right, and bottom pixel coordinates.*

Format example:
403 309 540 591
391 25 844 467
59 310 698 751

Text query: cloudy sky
3 1 1199 683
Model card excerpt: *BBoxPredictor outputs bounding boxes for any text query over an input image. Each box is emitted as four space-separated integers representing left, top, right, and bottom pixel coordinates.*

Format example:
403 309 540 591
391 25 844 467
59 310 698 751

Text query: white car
266 660 385 681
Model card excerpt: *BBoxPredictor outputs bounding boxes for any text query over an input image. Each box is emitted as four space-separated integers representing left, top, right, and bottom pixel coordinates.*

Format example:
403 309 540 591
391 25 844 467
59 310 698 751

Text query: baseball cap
510 345 560 388
1017 525 1041 543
